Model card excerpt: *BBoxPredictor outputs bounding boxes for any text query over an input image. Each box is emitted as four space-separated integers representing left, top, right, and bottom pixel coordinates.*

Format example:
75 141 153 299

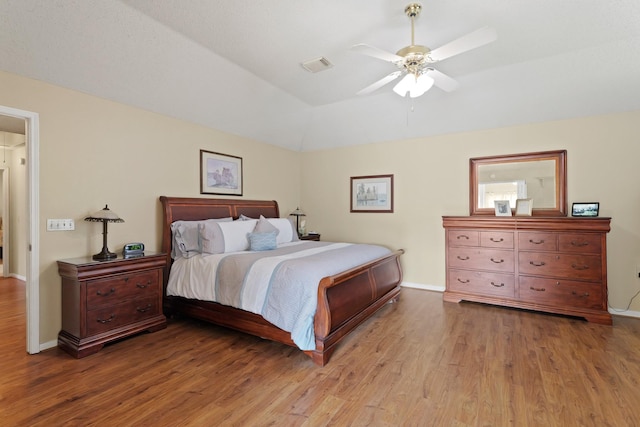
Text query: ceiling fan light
409 74 435 98
393 73 416 97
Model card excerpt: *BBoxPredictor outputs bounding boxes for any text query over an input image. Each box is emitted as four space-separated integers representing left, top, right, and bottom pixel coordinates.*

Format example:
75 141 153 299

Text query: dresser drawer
480 231 514 249
558 233 602 254
448 247 514 272
87 270 159 309
519 276 603 309
448 269 515 298
518 232 557 251
448 230 479 247
87 297 159 336
518 252 602 281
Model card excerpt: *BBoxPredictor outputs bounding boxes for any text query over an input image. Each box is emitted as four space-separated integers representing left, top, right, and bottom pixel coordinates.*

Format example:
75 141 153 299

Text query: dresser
442 216 611 324
57 253 167 357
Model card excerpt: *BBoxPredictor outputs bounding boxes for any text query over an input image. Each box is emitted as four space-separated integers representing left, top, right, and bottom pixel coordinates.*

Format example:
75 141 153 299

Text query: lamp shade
290 207 306 217
84 205 124 223
85 205 124 260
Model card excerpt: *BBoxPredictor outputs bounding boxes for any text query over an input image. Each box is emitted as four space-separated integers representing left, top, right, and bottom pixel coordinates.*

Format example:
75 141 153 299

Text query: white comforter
167 241 391 350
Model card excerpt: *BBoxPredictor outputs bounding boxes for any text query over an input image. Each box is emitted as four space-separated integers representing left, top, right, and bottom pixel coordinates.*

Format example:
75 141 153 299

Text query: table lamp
85 205 124 260
289 207 306 237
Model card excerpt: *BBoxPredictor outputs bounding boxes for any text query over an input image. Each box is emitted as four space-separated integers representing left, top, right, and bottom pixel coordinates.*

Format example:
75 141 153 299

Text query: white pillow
170 218 232 259
217 219 258 252
267 218 297 244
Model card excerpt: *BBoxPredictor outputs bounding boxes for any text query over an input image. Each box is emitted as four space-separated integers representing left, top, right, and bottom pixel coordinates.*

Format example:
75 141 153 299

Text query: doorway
0 105 39 354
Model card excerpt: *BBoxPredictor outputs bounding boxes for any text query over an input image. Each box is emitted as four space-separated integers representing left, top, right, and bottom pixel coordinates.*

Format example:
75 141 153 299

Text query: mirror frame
470 150 567 217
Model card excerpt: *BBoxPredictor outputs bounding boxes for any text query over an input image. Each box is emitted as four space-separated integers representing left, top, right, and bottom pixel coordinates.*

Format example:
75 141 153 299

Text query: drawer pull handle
529 239 545 245
490 237 504 242
457 255 470 261
136 304 153 313
571 264 589 270
456 235 470 240
571 291 590 297
457 278 470 284
97 314 115 324
530 286 546 292
571 241 589 247
490 258 504 264
529 261 546 267
96 288 116 296
490 281 505 287
136 280 151 289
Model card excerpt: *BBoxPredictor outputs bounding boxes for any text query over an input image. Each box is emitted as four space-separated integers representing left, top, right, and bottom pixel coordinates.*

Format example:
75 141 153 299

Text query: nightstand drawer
87 270 159 309
87 297 160 335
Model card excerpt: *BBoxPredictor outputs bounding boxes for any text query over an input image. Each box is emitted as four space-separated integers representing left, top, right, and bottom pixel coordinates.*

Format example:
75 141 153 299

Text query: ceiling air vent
301 57 333 73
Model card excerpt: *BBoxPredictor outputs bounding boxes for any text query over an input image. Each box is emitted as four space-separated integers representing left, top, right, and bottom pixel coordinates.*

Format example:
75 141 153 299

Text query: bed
159 196 404 366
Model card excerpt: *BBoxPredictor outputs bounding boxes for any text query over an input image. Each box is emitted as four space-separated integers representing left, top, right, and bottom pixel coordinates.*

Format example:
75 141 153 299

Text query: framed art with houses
350 174 394 213
200 150 243 196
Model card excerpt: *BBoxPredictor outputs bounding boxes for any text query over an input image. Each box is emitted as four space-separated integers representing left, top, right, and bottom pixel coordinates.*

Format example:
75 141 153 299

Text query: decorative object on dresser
84 205 124 260
57 253 167 358
160 196 404 366
443 216 611 324
572 202 599 217
494 200 512 216
200 150 243 196
515 198 533 216
350 174 394 213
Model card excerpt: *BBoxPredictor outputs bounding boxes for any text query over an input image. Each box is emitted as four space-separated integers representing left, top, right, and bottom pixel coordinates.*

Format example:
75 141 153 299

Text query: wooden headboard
159 196 280 286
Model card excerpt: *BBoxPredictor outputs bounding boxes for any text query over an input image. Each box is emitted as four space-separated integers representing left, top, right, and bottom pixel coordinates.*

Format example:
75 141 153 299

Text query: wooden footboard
159 196 404 366
309 249 404 365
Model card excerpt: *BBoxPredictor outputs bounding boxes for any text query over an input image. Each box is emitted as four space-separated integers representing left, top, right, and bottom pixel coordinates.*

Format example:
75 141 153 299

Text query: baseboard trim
401 282 445 292
609 307 640 319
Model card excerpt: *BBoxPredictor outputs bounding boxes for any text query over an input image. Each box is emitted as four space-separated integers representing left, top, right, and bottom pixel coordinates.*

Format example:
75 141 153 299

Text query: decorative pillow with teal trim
248 231 278 251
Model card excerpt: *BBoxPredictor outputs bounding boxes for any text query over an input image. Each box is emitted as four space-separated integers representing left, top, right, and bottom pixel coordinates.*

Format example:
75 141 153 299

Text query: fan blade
426 69 460 92
357 71 403 95
351 44 403 63
429 27 497 62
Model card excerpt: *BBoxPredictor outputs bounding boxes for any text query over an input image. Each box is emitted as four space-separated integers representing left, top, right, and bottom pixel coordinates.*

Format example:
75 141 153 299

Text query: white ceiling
1 1 640 151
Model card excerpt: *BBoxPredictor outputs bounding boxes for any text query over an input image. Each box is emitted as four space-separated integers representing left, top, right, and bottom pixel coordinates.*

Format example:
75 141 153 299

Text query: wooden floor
1 277 640 426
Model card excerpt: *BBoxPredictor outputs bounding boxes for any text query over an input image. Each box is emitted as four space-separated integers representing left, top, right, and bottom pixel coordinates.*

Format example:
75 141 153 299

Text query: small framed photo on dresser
515 198 533 216
572 202 599 217
494 200 512 216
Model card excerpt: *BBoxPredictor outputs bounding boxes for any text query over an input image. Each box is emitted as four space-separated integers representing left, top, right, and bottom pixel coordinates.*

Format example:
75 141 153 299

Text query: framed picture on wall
350 174 394 213
200 150 243 196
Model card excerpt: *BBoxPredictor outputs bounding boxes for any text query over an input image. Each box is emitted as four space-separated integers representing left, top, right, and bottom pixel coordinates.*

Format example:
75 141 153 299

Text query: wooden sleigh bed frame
159 196 404 366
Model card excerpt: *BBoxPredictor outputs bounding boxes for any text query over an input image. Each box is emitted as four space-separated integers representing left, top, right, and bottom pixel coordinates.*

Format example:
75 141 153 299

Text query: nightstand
57 253 167 358
300 234 320 241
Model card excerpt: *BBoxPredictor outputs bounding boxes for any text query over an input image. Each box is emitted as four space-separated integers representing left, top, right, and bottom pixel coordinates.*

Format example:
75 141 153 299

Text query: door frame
0 105 39 354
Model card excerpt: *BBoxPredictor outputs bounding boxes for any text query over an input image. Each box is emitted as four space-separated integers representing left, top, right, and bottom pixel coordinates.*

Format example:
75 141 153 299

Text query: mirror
470 150 567 216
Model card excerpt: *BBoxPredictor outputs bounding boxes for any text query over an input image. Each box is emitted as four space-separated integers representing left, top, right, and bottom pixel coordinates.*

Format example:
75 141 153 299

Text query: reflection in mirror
470 150 567 216
477 160 556 209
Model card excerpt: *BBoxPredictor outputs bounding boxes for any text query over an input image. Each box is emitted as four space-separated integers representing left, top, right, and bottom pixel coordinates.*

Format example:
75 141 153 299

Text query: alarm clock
122 242 145 258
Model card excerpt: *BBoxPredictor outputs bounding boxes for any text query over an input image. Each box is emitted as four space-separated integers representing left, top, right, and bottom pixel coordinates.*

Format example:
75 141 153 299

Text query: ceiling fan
352 3 497 98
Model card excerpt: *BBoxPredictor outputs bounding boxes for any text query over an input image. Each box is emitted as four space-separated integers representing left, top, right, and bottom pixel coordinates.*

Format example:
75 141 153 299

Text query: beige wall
2 68 640 348
0 70 301 345
300 111 640 313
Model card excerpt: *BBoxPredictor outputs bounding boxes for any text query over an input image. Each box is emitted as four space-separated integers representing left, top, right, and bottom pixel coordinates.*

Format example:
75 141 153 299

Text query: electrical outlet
47 219 75 231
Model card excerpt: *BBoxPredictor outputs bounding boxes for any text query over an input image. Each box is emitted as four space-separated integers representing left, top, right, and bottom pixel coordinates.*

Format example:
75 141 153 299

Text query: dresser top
442 216 611 232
